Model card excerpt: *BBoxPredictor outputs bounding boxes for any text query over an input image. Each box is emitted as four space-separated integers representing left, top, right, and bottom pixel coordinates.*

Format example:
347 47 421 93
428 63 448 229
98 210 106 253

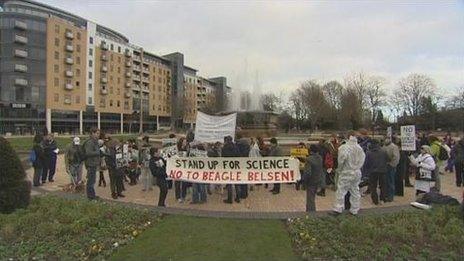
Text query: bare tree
344 72 370 109
260 93 281 112
365 76 387 122
323 81 343 110
393 73 436 117
299 80 330 130
340 87 363 130
289 91 305 130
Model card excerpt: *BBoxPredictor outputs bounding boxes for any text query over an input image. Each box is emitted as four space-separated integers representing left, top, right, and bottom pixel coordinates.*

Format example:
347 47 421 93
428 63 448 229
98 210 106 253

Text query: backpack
438 145 449 161
29 149 37 163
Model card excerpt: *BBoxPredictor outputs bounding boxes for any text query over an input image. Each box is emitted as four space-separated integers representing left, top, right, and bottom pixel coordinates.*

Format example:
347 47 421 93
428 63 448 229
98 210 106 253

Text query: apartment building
0 0 231 134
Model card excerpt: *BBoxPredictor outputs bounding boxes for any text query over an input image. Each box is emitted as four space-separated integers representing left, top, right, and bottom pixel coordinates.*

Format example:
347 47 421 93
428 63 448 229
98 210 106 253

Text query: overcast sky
43 0 463 96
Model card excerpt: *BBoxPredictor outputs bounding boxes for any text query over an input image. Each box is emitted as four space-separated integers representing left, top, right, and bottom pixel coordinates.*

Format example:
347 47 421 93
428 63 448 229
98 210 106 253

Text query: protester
429 136 443 191
31 133 45 187
383 137 400 201
103 137 125 199
175 137 190 203
140 136 152 191
42 133 58 183
149 147 168 207
409 145 436 196
365 139 388 205
331 131 366 216
222 135 241 203
65 137 82 186
269 138 284 195
191 143 208 204
317 141 334 196
452 137 464 187
235 133 250 198
302 144 323 212
98 138 107 187
83 128 101 200
294 142 308 191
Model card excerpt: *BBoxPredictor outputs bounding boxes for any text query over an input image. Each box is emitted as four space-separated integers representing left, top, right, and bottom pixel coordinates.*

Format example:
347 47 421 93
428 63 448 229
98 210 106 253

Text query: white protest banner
160 145 178 160
167 157 301 184
194 112 237 143
401 125 416 151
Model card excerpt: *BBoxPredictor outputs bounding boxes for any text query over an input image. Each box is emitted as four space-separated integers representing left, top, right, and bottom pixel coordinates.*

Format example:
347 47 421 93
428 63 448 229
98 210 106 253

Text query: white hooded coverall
333 136 366 214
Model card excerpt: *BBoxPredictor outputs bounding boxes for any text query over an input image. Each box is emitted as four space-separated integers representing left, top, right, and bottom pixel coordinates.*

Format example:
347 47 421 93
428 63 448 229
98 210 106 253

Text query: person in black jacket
222 136 241 204
103 137 124 199
235 134 250 199
32 134 45 186
302 144 323 212
365 139 389 205
149 147 168 207
41 133 58 183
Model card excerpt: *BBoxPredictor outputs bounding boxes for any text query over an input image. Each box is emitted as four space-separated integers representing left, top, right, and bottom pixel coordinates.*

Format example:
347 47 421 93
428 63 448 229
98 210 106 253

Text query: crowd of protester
30 128 464 213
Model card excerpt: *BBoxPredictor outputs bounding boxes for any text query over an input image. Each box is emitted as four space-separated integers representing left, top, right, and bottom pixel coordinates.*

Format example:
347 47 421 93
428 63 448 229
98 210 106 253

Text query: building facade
0 0 231 134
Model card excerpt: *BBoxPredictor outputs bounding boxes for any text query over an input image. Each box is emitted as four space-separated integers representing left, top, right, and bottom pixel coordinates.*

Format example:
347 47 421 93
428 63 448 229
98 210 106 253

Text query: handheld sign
401 125 416 151
290 148 309 158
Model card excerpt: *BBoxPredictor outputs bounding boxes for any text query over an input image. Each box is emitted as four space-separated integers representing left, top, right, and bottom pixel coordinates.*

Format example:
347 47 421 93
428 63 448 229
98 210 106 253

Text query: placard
166 157 301 184
194 112 237 143
401 125 416 151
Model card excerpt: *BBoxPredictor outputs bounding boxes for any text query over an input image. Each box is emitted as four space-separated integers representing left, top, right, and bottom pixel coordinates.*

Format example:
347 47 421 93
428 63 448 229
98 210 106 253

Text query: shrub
0 137 31 214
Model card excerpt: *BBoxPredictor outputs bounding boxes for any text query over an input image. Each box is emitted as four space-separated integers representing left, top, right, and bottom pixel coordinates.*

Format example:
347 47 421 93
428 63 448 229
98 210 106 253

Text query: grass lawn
0 195 161 260
5 134 138 152
288 206 464 260
111 215 300 261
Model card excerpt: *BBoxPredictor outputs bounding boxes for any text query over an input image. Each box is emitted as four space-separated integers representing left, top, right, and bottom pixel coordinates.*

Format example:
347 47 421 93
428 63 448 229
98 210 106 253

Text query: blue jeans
386 166 396 200
86 166 97 199
192 183 207 203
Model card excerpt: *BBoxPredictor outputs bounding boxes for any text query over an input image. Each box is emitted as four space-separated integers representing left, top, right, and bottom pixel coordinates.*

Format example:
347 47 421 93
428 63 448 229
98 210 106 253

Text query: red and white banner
166 157 301 184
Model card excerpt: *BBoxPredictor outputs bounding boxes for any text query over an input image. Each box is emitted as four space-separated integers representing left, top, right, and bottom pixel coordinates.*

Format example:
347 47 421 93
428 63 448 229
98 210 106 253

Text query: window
76 69 80 77
89 37 93 44
88 97 92 104
54 64 59 73
54 93 59 102
116 88 120 95
118 57 121 63
117 101 120 107
118 46 121 53
54 38 59 46
100 98 106 108
76 32 81 40
110 54 113 61
110 100 113 106
88 72 92 79
110 86 113 94
76 81 80 87
117 67 120 73
89 60 93 67
76 56 80 65
89 48 93 56
54 51 59 60
88 83 92 91
76 95 80 104
117 77 120 84
159 68 162 74
110 44 114 51
153 75 156 81
54 24 59 33
54 78 59 87
76 44 80 52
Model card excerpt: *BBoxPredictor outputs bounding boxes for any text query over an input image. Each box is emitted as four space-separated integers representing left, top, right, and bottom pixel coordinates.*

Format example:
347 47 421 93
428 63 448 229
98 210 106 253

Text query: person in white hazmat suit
332 132 366 215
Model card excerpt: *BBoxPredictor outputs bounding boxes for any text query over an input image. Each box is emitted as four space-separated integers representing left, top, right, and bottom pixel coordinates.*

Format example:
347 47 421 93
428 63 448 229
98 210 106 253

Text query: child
149 147 168 207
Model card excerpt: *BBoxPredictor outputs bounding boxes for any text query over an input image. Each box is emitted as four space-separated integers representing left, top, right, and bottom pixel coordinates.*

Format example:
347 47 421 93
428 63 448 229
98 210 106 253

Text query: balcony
65 44 73 52
125 72 131 78
14 78 28 86
65 70 74 77
65 57 74 64
101 42 108 50
125 82 131 88
125 50 132 57
64 83 73 90
14 35 28 44
65 31 74 39
101 66 108 72
125 92 131 98
133 65 141 71
14 49 28 58
101 88 108 95
14 64 27 72
64 98 72 104
133 75 141 81
125 61 132 67
142 77 149 83
101 77 108 84
101 55 108 61
132 55 141 62
14 20 27 30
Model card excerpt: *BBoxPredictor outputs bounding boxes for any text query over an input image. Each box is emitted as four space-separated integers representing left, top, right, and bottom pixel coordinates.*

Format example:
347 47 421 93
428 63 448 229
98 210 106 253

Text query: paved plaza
27 154 463 213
